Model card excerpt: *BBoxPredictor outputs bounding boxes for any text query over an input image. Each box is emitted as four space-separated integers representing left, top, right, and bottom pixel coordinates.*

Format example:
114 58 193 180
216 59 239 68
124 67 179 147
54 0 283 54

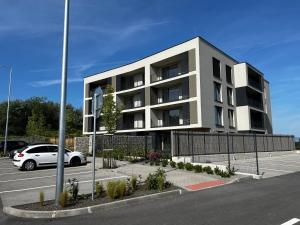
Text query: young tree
101 85 122 134
26 109 46 136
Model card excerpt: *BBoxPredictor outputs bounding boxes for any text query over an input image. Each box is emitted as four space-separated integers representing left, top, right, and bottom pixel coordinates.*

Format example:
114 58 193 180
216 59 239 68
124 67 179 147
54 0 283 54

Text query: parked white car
13 144 87 171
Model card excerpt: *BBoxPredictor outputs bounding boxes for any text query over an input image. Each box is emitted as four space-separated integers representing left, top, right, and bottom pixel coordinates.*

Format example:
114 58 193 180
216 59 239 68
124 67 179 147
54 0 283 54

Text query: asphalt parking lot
219 151 300 178
0 157 128 207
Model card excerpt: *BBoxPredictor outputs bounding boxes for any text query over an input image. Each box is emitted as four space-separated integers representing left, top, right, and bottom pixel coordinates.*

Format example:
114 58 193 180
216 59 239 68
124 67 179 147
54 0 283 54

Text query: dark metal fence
172 131 295 175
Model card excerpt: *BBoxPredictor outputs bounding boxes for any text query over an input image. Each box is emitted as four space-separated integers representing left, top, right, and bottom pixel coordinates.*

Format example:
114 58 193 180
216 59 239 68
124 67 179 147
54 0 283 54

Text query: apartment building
83 37 273 150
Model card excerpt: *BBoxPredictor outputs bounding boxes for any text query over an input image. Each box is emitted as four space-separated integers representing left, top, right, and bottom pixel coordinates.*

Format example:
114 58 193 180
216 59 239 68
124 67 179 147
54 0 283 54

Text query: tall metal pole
92 93 97 200
55 0 70 206
1 66 12 156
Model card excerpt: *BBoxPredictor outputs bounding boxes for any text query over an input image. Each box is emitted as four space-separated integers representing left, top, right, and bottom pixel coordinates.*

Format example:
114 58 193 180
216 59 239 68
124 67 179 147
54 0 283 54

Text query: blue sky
0 0 299 136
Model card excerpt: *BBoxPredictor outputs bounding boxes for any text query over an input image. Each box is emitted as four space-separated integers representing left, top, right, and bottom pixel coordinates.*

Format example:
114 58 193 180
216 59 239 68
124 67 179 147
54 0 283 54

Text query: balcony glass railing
248 98 263 110
153 95 189 105
248 78 262 91
151 118 190 128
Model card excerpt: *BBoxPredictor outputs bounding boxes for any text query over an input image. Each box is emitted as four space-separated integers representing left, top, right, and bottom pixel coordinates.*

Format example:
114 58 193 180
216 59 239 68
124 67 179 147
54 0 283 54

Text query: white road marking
0 165 90 176
0 175 128 194
281 218 300 225
0 171 91 183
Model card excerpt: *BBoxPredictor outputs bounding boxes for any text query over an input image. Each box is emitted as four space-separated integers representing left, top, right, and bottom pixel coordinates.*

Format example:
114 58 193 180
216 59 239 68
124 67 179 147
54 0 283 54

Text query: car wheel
70 157 81 167
23 160 36 171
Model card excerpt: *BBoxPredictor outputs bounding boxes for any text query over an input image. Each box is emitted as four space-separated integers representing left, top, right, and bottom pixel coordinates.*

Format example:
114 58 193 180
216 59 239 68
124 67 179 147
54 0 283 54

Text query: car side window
27 146 49 154
48 146 58 152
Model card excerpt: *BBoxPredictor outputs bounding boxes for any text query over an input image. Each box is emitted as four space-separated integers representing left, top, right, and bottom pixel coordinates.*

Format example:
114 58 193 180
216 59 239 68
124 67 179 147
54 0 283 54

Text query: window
162 64 179 79
214 82 222 102
227 87 233 105
228 109 235 127
226 65 232 84
169 87 181 102
27 146 49 154
133 74 143 87
215 106 223 126
133 94 142 107
48 146 58 152
169 109 180 126
212 57 221 78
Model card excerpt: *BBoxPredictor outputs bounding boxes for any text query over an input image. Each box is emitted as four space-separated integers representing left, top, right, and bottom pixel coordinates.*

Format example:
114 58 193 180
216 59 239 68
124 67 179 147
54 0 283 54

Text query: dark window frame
226 65 232 84
212 57 221 79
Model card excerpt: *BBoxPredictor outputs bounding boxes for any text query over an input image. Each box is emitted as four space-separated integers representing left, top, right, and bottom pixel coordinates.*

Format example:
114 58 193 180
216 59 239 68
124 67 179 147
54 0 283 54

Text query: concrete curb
3 189 182 219
236 172 263 179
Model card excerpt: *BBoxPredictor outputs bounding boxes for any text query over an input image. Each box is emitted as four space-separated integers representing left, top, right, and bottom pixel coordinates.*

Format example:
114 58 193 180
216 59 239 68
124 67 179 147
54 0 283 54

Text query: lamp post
0 65 13 156
55 0 70 206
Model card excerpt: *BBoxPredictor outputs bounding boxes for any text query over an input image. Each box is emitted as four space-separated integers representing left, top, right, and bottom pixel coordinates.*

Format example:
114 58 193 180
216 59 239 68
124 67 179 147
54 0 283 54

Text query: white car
13 144 87 171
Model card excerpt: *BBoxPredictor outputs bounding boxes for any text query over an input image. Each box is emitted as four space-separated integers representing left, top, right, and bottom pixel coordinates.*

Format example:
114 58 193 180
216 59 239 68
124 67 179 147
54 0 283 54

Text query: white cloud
29 77 82 87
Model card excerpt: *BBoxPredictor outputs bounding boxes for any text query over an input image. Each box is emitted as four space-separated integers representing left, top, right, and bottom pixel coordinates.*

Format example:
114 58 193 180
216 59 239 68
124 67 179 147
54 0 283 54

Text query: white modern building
83 37 272 150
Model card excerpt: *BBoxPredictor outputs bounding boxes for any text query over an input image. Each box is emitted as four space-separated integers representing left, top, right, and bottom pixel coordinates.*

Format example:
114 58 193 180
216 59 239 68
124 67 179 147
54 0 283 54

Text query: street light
55 0 70 206
0 65 13 156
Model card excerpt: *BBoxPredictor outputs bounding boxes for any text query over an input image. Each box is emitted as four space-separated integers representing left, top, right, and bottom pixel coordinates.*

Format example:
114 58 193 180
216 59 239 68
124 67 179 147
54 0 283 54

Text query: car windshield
16 147 28 153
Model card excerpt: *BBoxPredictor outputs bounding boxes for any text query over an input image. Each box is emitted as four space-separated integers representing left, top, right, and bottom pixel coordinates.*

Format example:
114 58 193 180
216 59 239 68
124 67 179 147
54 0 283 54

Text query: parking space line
0 171 92 183
0 175 128 194
281 218 300 225
0 165 90 176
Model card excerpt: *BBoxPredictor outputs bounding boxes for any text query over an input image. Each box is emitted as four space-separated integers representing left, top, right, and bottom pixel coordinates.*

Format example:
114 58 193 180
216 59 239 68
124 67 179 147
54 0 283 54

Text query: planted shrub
157 175 165 192
148 151 162 162
95 181 104 198
161 159 168 167
177 162 185 169
203 166 214 175
117 180 127 198
194 165 202 173
107 181 118 199
185 163 194 171
170 161 176 168
214 166 221 175
146 168 167 190
59 190 69 208
155 160 160 166
131 176 138 191
39 191 45 206
150 161 154 166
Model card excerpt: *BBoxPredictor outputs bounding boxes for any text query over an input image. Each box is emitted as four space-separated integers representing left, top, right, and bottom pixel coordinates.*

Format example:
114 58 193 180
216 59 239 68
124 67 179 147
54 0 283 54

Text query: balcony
150 52 189 83
117 90 144 110
250 109 265 130
88 78 112 98
118 112 145 130
248 67 263 91
116 68 144 92
150 104 190 128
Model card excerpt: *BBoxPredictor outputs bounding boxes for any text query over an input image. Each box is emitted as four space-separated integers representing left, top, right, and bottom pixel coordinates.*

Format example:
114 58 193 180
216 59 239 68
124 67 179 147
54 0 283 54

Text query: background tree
26 108 46 136
0 97 82 137
101 85 122 134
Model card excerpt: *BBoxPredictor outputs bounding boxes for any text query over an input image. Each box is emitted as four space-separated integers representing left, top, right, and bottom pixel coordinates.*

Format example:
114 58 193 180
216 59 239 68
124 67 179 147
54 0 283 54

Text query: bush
185 163 194 171
59 190 69 208
146 168 167 190
107 181 118 199
95 181 104 198
161 159 168 167
170 161 176 168
131 176 138 191
117 180 127 199
39 191 45 206
214 166 221 175
157 175 165 192
203 166 214 175
150 161 154 166
148 152 161 162
155 160 160 166
194 165 202 173
177 162 185 169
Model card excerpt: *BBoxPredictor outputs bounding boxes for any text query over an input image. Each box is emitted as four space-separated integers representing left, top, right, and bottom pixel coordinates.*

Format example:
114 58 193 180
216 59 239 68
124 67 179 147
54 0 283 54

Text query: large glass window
162 64 179 79
226 65 232 84
213 57 221 78
215 106 223 126
169 88 181 102
169 109 180 126
227 87 233 105
214 82 222 102
228 109 235 127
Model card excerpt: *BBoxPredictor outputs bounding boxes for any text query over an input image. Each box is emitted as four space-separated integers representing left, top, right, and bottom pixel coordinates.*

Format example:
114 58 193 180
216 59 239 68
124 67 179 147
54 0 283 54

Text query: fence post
177 131 180 156
254 134 259 175
144 136 148 158
226 133 231 170
203 133 206 154
217 133 221 153
191 131 194 163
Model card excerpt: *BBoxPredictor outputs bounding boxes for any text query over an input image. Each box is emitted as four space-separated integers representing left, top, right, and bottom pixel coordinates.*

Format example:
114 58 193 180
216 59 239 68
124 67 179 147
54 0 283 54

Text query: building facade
83 37 272 150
